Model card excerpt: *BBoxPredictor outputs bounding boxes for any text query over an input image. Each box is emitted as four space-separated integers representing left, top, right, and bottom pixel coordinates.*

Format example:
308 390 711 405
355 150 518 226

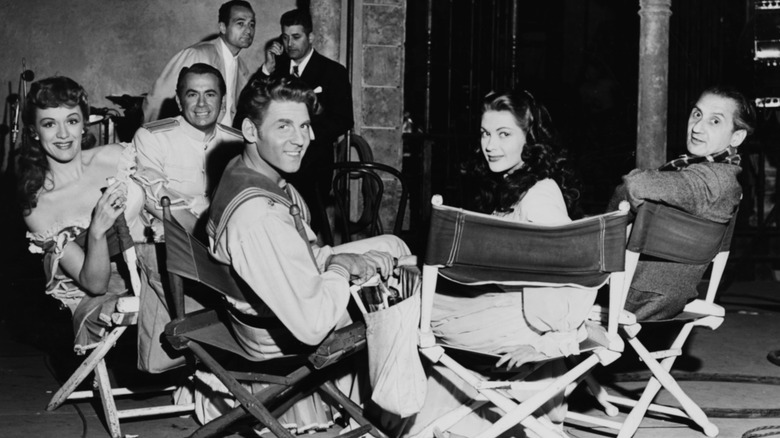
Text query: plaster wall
0 0 298 115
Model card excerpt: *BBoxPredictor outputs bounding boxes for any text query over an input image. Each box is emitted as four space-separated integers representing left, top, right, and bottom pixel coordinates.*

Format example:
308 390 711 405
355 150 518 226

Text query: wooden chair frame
45 218 193 438
569 201 738 438
160 196 386 438
416 195 630 438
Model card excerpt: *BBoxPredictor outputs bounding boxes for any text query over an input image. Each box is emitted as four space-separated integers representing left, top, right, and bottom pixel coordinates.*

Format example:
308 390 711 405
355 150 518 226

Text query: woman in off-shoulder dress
17 76 145 353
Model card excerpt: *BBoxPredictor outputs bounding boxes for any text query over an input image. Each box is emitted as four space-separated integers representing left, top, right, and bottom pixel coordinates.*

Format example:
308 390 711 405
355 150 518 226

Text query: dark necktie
292 65 300 77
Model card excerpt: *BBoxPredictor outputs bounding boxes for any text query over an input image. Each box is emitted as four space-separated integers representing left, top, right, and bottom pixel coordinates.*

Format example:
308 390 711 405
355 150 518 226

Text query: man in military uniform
135 62 244 237
133 63 245 373
142 0 255 126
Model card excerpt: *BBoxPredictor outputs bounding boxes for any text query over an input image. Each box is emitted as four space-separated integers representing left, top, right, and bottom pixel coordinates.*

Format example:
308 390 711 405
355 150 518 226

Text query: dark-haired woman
19 76 145 352
433 89 587 368
404 90 589 436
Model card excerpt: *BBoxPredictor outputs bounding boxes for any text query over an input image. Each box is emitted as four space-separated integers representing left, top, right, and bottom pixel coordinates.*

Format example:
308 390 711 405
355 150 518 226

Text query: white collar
291 48 314 75
218 37 239 60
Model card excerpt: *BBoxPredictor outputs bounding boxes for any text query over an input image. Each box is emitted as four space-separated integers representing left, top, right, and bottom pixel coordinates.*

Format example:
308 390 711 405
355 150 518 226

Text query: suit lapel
300 51 322 87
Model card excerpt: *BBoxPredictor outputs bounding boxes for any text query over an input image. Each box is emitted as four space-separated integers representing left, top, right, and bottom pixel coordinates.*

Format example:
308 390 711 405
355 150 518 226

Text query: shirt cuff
326 264 350 281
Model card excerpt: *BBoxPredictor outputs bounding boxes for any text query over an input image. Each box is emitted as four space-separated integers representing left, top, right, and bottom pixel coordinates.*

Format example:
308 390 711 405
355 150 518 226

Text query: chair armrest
587 305 637 325
309 322 367 370
164 309 222 350
116 296 139 313
682 299 725 317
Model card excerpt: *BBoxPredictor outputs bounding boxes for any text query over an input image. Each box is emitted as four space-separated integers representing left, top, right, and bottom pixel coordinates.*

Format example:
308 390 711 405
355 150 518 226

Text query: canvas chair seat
568 201 737 438
416 196 630 438
160 197 384 438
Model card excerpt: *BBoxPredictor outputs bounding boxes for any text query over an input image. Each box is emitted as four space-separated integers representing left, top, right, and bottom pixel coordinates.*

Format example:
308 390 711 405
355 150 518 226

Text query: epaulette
143 118 179 133
217 123 243 138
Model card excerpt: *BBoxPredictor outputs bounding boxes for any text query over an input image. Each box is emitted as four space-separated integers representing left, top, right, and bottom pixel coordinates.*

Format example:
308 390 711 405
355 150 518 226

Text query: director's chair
45 216 194 438
416 195 630 438
160 197 385 438
568 201 738 437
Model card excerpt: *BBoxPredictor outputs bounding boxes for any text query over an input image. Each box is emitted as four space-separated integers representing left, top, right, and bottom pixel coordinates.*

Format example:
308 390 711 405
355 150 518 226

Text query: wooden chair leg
187 341 296 438
583 374 619 416
477 355 601 438
318 379 390 438
46 327 126 411
618 337 718 438
94 358 122 438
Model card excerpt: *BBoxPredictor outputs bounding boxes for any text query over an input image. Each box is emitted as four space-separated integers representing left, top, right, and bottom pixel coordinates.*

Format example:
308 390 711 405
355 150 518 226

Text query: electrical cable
610 371 780 418
743 425 780 438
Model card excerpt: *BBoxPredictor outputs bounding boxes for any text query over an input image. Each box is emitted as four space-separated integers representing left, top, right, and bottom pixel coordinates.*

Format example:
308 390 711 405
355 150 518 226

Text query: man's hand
361 250 395 279
264 39 284 75
326 251 395 284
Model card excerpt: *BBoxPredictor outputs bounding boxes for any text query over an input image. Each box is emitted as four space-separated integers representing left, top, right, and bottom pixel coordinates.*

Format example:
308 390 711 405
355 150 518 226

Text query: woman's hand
89 180 127 239
495 345 551 370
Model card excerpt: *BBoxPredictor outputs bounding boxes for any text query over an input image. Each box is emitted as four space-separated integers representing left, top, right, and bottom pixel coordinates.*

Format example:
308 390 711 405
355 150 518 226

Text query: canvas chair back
623 201 738 309
162 210 276 320
425 201 628 288
420 197 630 348
628 201 735 263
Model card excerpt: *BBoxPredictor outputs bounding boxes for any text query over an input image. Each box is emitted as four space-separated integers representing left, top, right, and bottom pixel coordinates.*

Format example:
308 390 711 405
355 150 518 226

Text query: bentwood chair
331 161 411 246
416 195 630 438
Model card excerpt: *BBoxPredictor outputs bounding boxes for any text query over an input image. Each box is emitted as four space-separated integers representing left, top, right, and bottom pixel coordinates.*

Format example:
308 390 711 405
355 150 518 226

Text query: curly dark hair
465 89 582 219
16 76 94 216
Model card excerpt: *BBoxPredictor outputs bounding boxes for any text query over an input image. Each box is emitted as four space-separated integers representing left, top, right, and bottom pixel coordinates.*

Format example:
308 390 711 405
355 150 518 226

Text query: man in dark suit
250 8 354 240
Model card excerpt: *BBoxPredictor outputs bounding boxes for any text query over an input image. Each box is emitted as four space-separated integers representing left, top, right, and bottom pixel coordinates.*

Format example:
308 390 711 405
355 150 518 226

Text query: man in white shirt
142 0 255 126
133 63 245 373
135 63 244 237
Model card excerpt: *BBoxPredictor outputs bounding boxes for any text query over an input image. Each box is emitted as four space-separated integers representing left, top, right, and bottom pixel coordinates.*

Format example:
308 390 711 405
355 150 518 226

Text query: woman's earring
33 134 40 140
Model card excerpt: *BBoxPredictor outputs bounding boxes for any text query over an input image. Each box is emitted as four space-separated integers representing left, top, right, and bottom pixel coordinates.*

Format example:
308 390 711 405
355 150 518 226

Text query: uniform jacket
142 37 250 124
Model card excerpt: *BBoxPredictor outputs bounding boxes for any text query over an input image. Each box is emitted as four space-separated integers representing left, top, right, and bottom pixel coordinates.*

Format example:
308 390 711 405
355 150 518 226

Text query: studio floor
2 254 780 438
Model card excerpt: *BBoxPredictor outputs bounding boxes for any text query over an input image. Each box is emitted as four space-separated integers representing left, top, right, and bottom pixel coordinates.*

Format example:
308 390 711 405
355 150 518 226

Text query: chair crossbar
68 385 179 400
604 394 690 418
116 403 197 419
644 349 683 361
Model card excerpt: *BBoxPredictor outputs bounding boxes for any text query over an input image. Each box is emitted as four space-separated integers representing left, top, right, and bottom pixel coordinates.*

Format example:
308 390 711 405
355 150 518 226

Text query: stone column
311 0 342 62
636 0 672 169
360 1 405 168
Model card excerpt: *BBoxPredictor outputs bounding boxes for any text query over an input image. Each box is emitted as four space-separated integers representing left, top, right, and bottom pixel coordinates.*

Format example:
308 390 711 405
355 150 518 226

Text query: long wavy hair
16 76 95 216
465 89 582 218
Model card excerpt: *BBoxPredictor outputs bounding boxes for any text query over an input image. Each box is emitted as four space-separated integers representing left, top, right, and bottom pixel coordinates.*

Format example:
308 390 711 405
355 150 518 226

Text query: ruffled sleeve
115 142 137 183
113 143 148 242
132 128 190 212
27 225 90 308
